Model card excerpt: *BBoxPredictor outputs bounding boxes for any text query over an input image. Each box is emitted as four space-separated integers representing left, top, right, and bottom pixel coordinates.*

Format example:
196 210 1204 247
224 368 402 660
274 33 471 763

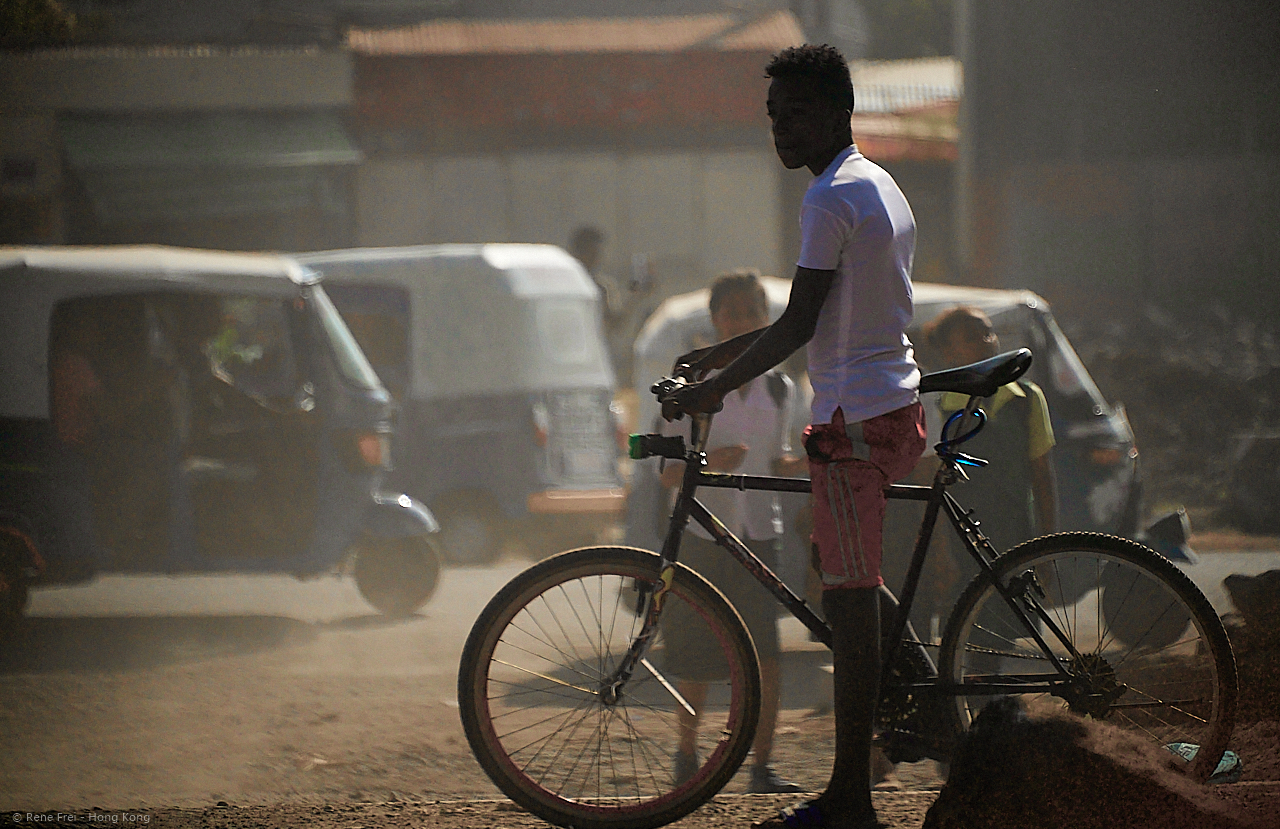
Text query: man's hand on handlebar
655 375 725 422
672 327 767 381
672 345 719 380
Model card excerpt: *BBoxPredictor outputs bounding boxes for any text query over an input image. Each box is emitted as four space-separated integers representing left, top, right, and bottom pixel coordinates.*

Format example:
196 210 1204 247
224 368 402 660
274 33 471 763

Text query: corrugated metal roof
851 57 961 113
2 44 325 59
346 10 804 55
851 57 960 89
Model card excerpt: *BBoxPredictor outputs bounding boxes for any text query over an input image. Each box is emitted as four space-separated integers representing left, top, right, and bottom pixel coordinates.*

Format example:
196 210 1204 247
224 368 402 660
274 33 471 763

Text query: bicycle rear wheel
939 532 1236 782
458 546 761 829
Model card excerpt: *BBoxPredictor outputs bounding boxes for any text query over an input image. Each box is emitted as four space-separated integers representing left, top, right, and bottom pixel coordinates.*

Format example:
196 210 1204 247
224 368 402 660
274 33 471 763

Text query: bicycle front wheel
458 546 761 829
939 532 1237 782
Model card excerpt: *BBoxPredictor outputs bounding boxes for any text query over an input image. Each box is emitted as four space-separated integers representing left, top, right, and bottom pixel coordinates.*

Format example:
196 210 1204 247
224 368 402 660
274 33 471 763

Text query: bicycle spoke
534 587 596 679
492 656 601 698
496 630 603 687
547 697 609 796
567 580 606 671
618 702 667 797
487 679 596 710
604 577 627 677
509 695 599 778
516 604 600 682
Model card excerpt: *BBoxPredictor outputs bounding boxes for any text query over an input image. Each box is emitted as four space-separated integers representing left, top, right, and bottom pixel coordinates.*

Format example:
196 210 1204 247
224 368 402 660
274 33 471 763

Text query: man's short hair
709 268 768 316
764 44 855 113
924 305 998 350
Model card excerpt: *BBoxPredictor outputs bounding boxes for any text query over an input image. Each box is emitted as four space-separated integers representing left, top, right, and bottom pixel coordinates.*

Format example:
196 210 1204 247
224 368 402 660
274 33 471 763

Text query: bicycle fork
599 448 703 710
599 559 685 709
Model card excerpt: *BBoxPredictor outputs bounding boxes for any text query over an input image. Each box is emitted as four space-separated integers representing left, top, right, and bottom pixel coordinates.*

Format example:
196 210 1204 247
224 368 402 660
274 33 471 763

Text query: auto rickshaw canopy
297 244 614 401
0 245 319 420
630 279 1106 430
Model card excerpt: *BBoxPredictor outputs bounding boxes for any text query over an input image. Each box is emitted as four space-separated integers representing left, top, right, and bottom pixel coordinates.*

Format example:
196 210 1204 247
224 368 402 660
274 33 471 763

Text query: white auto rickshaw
296 245 624 565
629 279 1147 632
631 279 1142 538
0 246 442 623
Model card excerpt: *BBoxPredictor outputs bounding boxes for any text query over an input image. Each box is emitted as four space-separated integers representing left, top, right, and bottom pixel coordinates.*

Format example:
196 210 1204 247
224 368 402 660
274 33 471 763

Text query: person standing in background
924 305 1057 552
568 225 653 386
657 269 807 794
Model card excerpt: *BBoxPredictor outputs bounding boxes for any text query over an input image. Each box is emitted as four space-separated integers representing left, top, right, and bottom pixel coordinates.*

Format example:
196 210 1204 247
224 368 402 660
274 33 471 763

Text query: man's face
767 77 846 171
711 290 769 341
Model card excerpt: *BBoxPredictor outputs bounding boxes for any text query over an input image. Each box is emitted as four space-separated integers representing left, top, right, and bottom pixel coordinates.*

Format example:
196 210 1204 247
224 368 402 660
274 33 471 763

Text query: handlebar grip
628 433 686 460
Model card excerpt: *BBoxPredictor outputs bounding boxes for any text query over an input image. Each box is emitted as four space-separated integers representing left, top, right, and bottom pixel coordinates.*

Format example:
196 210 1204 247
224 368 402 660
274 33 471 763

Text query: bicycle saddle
919 348 1032 397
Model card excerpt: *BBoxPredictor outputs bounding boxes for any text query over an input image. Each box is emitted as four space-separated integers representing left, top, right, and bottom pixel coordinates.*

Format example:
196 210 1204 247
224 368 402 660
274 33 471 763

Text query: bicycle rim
940 532 1237 782
458 546 761 829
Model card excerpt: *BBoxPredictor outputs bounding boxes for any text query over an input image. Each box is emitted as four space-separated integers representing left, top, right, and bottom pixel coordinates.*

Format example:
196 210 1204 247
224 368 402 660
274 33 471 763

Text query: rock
1224 570 1280 651
922 698 1253 829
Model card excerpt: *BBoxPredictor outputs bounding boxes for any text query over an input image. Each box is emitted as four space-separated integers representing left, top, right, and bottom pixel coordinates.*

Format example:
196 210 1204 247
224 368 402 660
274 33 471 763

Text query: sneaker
751 800 886 829
673 749 698 787
748 764 805 794
871 773 903 792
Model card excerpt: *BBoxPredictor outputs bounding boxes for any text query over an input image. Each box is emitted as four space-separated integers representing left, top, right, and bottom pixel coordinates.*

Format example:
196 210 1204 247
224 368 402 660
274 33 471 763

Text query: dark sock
816 586 881 818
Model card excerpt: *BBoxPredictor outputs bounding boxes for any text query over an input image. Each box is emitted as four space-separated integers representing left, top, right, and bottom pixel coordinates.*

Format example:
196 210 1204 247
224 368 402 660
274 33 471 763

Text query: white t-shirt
797 145 920 424
662 372 794 540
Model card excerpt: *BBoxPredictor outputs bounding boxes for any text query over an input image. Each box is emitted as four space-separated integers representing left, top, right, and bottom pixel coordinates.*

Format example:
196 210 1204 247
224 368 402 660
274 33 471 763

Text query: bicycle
458 348 1238 829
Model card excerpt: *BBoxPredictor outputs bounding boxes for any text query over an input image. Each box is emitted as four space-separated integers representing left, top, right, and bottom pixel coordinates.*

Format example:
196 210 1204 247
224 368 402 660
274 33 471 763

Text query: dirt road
2 562 935 826
1 550 1277 829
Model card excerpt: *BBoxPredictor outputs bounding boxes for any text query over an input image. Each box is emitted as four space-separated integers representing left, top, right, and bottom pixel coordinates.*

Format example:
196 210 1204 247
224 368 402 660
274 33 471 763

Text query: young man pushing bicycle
662 43 925 829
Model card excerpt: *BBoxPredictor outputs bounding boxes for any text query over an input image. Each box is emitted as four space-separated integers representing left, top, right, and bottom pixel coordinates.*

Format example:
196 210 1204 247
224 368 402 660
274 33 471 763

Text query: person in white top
657 270 807 794
662 44 926 829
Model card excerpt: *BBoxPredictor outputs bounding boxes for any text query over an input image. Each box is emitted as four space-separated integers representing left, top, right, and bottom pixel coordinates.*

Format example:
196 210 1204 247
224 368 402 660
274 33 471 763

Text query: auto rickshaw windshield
311 285 382 391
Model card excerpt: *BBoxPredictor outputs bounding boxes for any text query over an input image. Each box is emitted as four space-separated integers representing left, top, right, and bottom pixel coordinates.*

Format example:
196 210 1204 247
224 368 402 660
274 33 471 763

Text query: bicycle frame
613 406 1090 704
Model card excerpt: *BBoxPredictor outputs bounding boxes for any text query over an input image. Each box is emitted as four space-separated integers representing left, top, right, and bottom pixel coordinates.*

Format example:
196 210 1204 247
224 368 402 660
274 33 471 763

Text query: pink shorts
802 403 926 590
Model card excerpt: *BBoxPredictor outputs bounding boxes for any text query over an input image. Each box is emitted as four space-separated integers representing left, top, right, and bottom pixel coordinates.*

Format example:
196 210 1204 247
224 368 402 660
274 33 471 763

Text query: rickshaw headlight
1089 447 1126 466
356 432 391 469
531 401 550 448
335 430 391 470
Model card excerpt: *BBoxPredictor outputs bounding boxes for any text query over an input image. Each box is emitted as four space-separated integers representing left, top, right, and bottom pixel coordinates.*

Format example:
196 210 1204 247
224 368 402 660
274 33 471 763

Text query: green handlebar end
628 434 645 460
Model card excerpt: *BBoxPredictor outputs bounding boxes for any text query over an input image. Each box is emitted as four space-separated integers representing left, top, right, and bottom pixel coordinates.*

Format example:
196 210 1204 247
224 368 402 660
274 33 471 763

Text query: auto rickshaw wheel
432 490 506 566
352 534 442 617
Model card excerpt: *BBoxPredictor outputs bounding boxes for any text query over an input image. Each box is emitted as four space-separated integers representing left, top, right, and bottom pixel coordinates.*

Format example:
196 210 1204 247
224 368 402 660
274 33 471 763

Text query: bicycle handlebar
628 375 723 459
645 372 991 468
651 374 724 418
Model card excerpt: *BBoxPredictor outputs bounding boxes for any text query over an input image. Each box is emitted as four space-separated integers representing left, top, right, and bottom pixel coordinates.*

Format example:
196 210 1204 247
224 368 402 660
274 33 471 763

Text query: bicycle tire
458 546 762 829
938 532 1237 782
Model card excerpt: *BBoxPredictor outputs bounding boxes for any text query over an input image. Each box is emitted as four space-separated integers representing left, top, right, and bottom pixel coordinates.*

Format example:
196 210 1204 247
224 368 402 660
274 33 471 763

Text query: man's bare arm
664 267 835 417
675 327 768 378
